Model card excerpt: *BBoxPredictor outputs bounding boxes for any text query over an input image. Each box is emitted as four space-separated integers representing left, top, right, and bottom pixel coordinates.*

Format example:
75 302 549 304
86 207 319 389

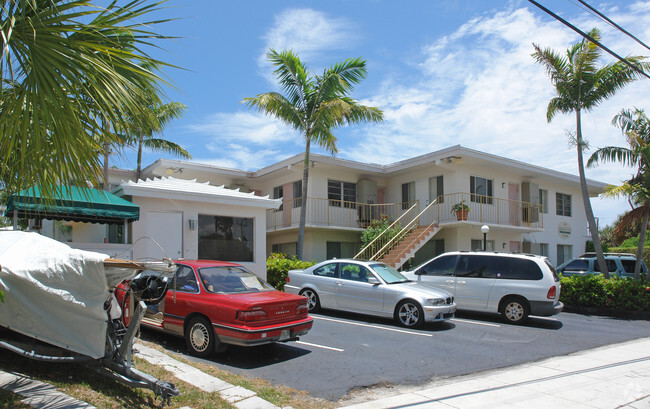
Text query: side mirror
367 277 380 285
413 269 422 276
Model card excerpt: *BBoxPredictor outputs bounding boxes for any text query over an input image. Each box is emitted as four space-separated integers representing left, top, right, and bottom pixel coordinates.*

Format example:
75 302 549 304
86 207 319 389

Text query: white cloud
194 144 290 171
188 111 300 145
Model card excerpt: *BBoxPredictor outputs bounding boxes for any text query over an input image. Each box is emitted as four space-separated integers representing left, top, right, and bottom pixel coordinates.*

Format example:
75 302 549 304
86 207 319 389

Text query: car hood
389 280 453 299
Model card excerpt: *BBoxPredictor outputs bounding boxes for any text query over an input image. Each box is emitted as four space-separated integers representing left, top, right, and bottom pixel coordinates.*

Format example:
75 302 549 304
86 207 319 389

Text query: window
470 176 493 204
328 180 356 208
539 189 548 214
496 258 543 280
471 239 494 252
556 192 571 216
455 255 498 278
272 242 297 257
417 254 457 276
557 244 572 265
198 215 254 262
107 224 124 244
402 181 415 209
326 241 356 259
429 176 444 204
539 243 549 257
273 185 283 211
340 262 371 282
293 180 302 208
313 263 338 278
173 265 199 292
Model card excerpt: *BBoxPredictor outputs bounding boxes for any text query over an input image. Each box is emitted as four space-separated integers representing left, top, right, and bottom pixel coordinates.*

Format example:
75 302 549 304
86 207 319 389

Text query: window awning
6 185 139 225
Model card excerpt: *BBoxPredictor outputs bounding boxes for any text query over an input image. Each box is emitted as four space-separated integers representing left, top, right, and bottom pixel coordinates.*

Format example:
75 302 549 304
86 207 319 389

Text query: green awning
6 185 139 225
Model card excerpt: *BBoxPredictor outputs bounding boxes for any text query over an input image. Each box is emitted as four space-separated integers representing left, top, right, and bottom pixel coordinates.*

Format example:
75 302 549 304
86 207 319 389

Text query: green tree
589 108 650 279
0 0 175 198
532 28 650 279
243 49 383 259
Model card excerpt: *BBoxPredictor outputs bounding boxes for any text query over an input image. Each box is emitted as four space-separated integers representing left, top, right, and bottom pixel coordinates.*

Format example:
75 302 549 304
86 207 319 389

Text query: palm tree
588 108 650 279
243 49 383 260
0 0 174 198
532 28 649 278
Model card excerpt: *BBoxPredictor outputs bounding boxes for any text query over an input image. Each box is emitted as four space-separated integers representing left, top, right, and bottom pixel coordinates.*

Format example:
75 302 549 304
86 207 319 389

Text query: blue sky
119 0 650 227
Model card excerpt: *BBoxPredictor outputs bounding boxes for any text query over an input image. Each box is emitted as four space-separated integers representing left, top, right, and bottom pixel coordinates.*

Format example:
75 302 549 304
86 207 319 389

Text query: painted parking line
296 341 345 352
451 318 501 328
313 315 433 337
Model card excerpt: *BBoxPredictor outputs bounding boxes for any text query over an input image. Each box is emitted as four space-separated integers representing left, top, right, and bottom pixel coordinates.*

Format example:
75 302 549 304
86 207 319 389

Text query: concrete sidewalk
337 337 650 409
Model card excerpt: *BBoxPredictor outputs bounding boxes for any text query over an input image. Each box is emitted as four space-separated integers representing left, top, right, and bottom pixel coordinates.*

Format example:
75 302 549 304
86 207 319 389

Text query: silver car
285 259 456 328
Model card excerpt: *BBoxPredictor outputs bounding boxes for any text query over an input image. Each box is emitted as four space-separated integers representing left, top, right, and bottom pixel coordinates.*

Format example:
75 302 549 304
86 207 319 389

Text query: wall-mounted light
188 218 198 231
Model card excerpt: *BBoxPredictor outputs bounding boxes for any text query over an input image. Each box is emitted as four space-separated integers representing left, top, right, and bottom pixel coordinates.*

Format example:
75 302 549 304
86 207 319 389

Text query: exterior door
508 183 520 226
335 262 383 312
453 255 496 310
146 211 183 259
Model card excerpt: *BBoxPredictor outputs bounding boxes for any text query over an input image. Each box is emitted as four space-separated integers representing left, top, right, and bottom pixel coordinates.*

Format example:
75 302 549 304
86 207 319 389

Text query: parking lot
142 310 650 401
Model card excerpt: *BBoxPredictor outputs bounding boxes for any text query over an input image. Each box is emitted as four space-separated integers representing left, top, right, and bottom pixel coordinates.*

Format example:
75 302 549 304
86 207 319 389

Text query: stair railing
354 202 419 260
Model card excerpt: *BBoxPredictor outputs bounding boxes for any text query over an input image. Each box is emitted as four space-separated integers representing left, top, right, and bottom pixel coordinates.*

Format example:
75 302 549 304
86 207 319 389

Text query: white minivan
403 251 563 323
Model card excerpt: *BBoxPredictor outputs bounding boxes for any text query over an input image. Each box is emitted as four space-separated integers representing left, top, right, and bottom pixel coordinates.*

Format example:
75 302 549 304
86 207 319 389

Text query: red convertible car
118 260 313 357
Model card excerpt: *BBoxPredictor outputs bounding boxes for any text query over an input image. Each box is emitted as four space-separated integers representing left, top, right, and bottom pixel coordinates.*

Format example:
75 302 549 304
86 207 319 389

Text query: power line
575 0 650 53
528 0 650 80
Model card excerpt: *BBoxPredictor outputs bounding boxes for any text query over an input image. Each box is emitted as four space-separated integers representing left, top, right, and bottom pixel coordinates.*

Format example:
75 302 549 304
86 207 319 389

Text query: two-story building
139 144 606 268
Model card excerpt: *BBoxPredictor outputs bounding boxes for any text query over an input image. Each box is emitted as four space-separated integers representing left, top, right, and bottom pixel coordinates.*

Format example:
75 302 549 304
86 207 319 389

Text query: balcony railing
266 198 415 231
265 193 543 231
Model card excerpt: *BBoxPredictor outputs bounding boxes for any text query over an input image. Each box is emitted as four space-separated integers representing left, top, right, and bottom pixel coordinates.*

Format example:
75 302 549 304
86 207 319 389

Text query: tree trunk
635 207 649 280
136 134 143 181
297 138 311 260
575 109 609 278
103 142 110 191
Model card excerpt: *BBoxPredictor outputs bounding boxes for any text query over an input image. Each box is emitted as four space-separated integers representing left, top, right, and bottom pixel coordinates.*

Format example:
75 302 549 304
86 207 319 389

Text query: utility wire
575 0 650 52
528 0 650 80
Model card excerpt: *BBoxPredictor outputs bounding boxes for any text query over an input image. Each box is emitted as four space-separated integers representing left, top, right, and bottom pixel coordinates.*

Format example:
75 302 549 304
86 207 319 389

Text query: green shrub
560 274 650 311
360 214 401 249
266 253 314 290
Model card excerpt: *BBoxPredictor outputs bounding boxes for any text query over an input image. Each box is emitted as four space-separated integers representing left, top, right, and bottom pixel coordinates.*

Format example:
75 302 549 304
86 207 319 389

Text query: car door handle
445 280 455 284
457 280 466 285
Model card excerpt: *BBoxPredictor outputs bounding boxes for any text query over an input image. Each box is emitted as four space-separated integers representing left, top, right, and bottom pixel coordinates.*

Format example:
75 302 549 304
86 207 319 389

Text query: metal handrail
353 202 419 260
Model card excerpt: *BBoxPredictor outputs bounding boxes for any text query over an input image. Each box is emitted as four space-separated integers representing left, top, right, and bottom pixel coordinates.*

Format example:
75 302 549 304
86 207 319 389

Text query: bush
360 214 401 249
560 274 650 311
266 253 314 290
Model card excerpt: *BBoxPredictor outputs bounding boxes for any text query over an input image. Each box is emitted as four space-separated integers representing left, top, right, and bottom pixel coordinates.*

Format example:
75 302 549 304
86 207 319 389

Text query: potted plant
451 200 470 221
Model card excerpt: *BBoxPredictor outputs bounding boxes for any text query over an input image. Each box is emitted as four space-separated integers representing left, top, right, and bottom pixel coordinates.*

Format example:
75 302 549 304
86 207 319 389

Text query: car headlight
427 298 447 306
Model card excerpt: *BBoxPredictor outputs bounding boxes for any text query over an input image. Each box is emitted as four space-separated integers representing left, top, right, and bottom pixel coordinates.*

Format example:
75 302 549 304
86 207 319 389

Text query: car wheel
395 300 424 328
300 289 321 313
185 317 216 357
500 297 529 324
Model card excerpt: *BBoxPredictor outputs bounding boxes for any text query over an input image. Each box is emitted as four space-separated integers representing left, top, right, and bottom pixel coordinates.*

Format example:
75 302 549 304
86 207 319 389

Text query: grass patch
0 339 334 409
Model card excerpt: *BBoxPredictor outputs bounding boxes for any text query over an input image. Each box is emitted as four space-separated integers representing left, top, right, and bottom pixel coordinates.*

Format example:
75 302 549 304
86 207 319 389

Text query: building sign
558 222 571 239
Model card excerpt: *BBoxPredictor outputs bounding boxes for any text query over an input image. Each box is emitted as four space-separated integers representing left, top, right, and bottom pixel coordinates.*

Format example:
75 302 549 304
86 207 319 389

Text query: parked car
118 260 313 357
556 253 647 278
284 259 456 329
402 251 563 324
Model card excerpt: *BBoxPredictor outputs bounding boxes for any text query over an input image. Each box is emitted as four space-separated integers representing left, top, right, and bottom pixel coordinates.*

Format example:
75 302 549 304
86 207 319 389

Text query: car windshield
198 266 275 294
370 263 410 284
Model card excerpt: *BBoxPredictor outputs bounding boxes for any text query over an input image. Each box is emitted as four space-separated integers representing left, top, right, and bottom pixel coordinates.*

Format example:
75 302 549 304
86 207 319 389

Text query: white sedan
285 259 456 328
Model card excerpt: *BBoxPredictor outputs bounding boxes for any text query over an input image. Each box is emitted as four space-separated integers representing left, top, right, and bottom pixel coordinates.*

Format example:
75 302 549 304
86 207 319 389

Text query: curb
563 305 650 320
0 370 96 409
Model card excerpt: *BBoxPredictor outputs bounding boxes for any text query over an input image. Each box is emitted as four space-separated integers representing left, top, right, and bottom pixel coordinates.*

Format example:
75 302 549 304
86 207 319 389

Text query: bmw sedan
285 259 456 328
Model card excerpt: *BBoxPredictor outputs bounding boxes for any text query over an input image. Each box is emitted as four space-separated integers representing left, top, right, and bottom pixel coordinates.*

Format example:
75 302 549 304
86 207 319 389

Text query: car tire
300 289 321 313
395 300 424 328
500 297 529 324
185 317 216 357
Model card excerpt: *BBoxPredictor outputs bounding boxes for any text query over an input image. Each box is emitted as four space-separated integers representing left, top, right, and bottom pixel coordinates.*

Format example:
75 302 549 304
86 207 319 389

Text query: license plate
279 329 290 341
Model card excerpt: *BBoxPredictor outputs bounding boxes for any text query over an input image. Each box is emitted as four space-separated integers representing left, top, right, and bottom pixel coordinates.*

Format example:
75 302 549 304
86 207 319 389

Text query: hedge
266 253 314 290
560 274 650 312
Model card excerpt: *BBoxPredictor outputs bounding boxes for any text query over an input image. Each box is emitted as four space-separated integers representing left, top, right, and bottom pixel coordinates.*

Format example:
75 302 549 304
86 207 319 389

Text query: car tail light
296 302 308 315
237 309 268 322
286 277 290 283
547 286 557 299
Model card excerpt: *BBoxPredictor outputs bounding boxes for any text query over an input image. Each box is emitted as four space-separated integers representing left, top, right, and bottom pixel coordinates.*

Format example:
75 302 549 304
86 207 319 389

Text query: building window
328 180 357 208
556 192 571 216
539 189 548 214
272 242 297 257
107 224 124 244
293 180 302 208
402 181 415 209
470 176 493 204
557 244 572 265
539 243 549 257
198 215 254 262
327 241 356 259
429 175 444 204
273 185 283 211
471 239 494 252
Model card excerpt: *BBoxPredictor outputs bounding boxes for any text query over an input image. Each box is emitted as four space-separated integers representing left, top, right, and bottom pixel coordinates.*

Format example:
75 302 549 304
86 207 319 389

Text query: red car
118 260 313 357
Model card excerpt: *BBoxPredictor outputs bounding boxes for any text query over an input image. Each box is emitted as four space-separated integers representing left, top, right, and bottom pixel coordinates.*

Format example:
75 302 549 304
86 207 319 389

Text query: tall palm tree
532 28 649 278
0 0 174 198
243 49 383 260
588 108 650 279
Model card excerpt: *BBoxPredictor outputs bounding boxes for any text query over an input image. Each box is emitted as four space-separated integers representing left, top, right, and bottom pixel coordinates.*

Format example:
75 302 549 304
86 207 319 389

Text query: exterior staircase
379 224 439 270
